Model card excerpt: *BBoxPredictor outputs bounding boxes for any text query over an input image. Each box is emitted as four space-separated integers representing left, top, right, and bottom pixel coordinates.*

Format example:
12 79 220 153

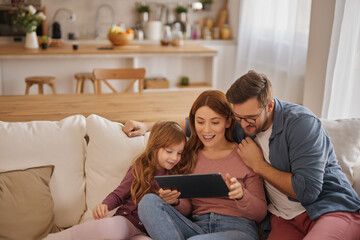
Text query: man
123 70 360 239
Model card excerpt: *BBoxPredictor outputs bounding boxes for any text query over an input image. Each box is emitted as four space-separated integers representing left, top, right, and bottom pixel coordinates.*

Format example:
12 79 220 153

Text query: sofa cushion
321 118 360 196
81 114 149 222
0 165 60 239
0 115 87 228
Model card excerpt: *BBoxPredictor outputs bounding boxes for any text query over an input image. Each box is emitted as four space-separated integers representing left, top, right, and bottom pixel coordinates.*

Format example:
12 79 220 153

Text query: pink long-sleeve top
102 165 166 233
175 145 267 223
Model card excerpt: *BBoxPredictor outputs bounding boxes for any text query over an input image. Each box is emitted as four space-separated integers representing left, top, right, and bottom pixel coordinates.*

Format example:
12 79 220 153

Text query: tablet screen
155 173 229 198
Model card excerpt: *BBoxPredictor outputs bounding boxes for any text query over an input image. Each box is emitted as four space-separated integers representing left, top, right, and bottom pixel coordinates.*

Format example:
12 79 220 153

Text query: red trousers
267 211 360 240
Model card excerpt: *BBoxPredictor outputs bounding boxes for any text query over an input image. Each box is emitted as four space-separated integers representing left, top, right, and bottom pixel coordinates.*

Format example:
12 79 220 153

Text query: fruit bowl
108 33 134 46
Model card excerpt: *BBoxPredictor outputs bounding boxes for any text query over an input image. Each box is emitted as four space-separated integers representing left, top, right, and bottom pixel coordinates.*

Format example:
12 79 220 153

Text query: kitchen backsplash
41 0 238 40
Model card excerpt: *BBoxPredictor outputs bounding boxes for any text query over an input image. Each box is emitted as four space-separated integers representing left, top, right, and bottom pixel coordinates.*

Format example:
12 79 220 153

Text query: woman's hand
225 173 244 200
92 203 108 220
159 188 181 205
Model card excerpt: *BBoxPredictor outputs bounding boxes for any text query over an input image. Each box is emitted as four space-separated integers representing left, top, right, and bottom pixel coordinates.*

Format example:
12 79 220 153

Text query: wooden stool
25 76 56 95
75 72 97 94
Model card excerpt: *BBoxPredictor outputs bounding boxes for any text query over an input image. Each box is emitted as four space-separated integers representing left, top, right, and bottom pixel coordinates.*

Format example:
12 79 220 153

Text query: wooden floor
0 91 204 123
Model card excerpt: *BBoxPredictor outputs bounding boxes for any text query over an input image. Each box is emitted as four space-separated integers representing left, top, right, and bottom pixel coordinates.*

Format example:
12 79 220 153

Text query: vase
25 32 39 49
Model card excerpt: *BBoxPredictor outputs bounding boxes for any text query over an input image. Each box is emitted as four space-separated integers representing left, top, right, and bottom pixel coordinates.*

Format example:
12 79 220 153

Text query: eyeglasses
233 108 265 124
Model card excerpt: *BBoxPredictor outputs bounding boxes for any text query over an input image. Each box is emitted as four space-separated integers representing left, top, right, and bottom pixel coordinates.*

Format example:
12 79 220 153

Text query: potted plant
175 6 188 14
180 76 189 86
37 35 50 49
175 6 188 22
13 4 46 49
201 0 213 11
137 4 150 22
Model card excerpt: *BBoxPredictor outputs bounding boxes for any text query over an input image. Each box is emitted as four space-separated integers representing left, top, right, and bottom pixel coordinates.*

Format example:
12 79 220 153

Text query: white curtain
234 0 311 104
322 0 360 119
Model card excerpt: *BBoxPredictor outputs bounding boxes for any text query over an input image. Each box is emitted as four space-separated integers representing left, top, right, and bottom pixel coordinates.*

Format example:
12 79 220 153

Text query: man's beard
245 114 269 137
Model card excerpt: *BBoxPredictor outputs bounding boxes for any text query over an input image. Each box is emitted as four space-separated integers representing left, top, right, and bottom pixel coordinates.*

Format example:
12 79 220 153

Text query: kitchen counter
0 43 217 56
0 43 217 95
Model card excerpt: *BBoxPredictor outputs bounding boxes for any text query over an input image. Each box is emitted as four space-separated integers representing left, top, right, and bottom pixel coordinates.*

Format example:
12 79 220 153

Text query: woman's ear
226 116 232 128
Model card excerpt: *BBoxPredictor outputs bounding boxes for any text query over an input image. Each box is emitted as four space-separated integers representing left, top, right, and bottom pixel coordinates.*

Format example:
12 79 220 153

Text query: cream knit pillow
0 115 87 228
81 114 149 222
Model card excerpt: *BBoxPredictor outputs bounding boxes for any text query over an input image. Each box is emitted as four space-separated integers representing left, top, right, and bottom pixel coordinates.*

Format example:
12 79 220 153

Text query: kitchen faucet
53 8 76 23
50 8 76 39
95 4 115 38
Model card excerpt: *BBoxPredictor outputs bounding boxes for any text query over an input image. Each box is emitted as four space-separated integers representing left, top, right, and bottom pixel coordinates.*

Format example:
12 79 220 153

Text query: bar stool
74 72 97 94
25 76 56 95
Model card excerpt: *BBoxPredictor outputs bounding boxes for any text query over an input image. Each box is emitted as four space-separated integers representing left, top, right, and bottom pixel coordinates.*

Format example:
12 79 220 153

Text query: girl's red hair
130 121 189 205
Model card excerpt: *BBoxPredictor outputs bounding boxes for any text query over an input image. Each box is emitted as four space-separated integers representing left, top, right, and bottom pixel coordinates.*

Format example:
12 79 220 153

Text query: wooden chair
92 68 146 94
25 76 56 95
74 72 97 94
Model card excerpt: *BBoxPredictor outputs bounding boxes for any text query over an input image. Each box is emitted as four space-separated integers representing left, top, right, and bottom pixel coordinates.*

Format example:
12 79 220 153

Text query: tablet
155 173 229 198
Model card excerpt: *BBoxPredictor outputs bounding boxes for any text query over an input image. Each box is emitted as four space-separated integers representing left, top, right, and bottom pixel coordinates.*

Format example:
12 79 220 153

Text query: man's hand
237 137 267 173
238 137 298 199
225 173 244 200
122 120 154 137
159 188 181 205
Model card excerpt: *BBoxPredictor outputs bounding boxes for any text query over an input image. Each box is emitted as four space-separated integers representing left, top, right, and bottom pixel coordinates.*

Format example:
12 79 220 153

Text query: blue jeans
138 194 259 240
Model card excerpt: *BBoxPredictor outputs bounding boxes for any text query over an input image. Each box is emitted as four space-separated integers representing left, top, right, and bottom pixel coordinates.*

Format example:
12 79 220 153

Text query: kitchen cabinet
0 43 217 95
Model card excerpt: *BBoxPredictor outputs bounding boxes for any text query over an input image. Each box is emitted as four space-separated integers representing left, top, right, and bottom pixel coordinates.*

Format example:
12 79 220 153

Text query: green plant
37 35 50 44
13 4 46 33
180 76 189 86
175 6 188 14
201 0 213 3
137 5 150 13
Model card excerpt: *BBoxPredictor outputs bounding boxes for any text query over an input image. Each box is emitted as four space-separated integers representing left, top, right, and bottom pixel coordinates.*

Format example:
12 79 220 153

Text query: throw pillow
321 118 360 195
81 114 149 222
0 115 87 228
0 165 60 240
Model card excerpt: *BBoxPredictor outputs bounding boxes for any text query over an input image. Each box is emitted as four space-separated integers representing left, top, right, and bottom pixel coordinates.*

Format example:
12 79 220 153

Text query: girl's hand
159 188 181 205
225 173 244 200
92 203 108 220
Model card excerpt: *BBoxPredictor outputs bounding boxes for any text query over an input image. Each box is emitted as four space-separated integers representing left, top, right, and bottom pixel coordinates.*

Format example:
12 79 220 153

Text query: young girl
44 121 188 240
138 90 268 240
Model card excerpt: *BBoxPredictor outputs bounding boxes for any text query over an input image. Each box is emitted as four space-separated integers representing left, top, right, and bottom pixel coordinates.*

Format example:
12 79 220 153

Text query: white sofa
0 114 359 239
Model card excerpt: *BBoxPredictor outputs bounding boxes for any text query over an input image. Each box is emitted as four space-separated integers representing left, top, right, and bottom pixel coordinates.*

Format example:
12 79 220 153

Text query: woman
138 90 267 240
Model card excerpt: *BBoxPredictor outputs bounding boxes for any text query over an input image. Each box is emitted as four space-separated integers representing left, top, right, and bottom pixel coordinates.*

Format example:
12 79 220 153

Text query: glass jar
220 24 231 40
171 23 184 46
160 25 172 46
212 27 220 40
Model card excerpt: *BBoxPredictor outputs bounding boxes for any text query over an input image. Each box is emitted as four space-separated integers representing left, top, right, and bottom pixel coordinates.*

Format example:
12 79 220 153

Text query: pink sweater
175 146 267 223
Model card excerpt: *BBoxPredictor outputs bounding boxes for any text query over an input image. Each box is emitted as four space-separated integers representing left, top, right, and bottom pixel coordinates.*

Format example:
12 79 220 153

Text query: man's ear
267 100 275 113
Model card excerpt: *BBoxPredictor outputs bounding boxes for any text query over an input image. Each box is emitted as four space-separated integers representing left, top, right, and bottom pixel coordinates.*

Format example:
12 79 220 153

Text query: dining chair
92 68 146 94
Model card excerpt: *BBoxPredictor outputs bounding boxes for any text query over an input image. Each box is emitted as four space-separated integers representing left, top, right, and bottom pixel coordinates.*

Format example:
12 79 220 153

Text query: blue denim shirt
186 98 360 236
233 99 360 236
